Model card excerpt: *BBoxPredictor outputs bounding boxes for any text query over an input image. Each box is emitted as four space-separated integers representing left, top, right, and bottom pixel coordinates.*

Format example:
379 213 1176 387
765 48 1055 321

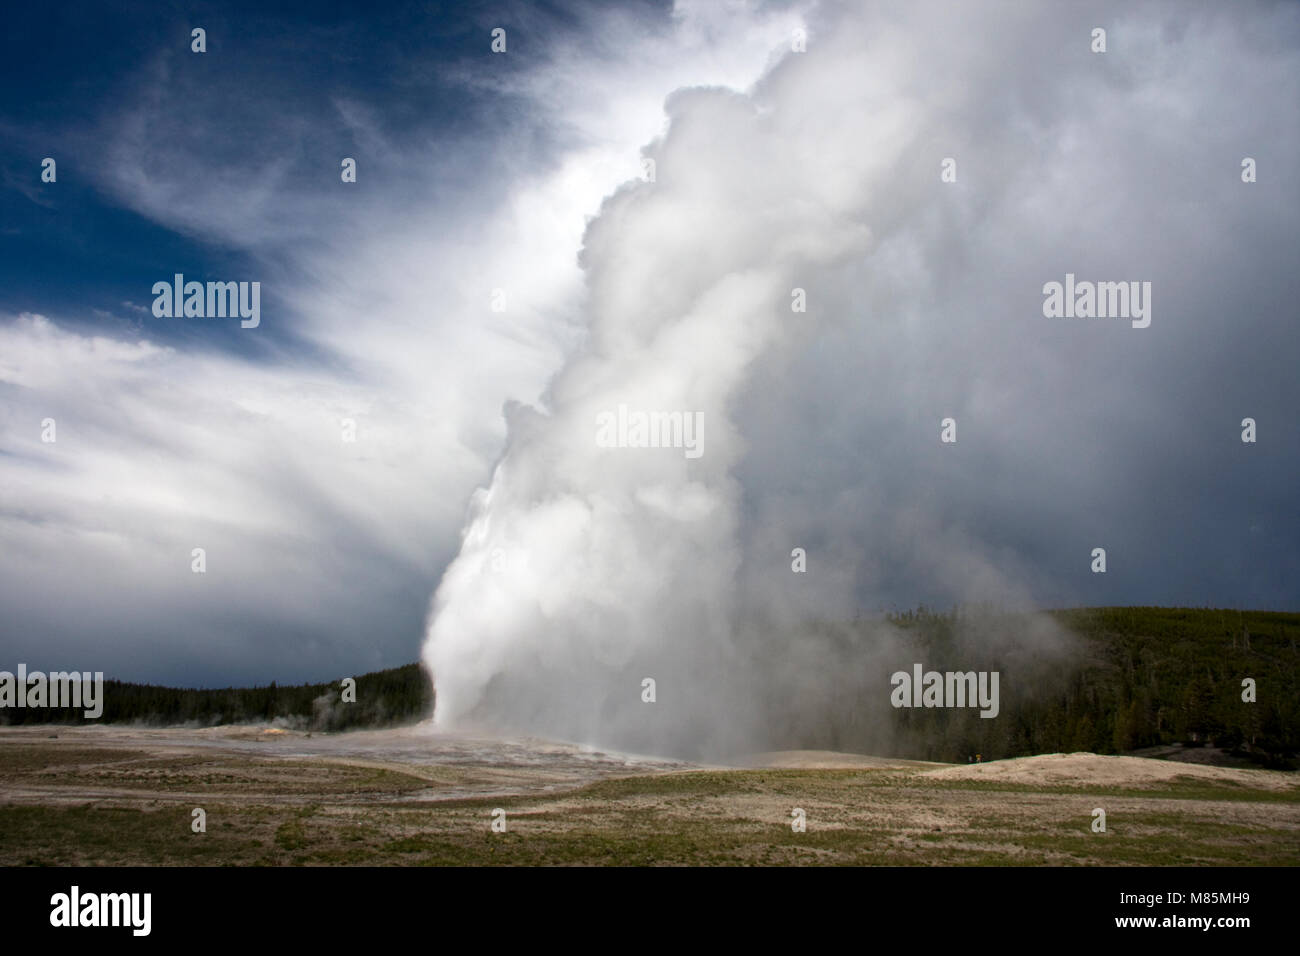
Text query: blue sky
0 0 594 355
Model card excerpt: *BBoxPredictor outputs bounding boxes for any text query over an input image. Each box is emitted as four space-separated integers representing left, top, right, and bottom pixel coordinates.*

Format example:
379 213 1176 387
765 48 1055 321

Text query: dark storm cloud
421 0 1298 755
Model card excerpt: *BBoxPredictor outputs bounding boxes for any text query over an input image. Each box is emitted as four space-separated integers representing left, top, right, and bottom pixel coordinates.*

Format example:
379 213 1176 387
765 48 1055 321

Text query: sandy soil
737 750 944 770
2 725 1296 866
0 723 693 803
923 752 1300 791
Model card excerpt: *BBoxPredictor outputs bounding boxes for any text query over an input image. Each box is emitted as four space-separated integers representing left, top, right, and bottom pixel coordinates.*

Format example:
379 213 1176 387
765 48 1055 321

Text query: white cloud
0 0 825 684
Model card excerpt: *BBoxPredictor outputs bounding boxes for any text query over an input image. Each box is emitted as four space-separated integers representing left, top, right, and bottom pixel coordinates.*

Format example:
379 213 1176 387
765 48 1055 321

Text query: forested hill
0 663 431 732
3 609 1297 770
880 607 1298 769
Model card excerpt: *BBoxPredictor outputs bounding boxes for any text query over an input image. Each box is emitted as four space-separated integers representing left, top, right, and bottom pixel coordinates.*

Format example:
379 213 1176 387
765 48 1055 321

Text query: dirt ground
2 724 1296 866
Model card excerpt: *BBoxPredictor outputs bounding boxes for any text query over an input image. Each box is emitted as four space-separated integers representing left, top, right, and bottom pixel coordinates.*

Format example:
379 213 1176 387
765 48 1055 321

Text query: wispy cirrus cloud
0 1 813 684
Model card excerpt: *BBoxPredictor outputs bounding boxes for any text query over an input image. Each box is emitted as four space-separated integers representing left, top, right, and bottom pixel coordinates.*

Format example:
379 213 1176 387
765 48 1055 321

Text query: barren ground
2 725 1296 866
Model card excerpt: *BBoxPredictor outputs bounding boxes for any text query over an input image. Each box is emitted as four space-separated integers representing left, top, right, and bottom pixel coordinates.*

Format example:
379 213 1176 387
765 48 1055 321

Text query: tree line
0 663 431 732
4 608 1296 769
878 606 1298 769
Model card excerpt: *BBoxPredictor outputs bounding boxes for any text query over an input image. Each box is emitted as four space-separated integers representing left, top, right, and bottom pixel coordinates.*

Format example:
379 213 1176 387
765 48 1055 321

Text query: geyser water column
420 69 882 759
419 0 1291 758
421 274 775 759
